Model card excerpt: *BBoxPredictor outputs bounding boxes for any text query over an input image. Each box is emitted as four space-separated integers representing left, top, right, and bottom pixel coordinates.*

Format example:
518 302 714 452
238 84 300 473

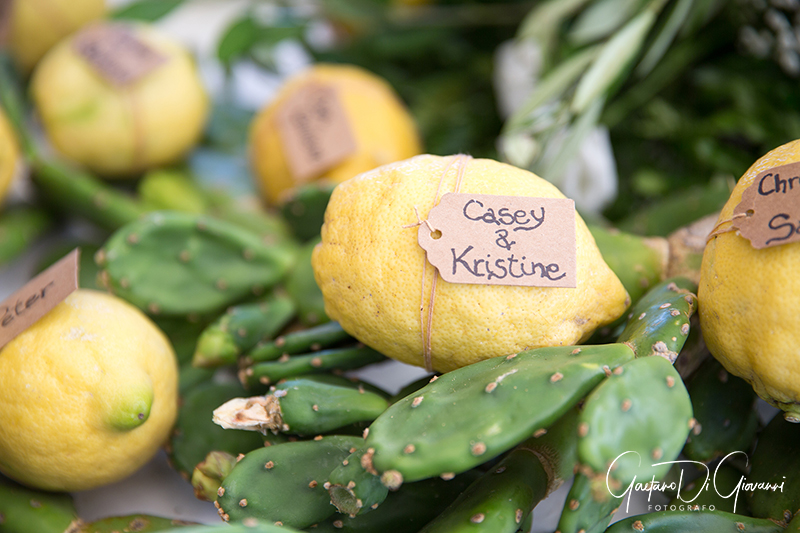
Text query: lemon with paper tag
312 154 629 373
699 139 800 421
249 63 423 205
0 289 178 491
30 21 209 177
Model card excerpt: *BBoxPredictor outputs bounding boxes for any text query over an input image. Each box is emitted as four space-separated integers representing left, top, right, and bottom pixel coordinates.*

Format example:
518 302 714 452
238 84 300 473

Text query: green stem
0 52 148 231
0 207 52 265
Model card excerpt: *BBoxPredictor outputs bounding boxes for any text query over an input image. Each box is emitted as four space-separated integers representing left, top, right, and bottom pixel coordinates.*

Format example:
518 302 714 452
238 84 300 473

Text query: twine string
705 212 749 243
416 154 472 372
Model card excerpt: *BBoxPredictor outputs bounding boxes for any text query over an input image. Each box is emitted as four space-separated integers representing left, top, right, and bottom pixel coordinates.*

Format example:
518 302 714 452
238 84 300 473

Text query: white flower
557 126 619 215
493 39 543 119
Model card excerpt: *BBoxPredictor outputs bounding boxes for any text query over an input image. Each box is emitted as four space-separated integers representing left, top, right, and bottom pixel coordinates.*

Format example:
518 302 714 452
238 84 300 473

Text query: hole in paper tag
418 193 576 288
73 24 167 86
276 83 357 184
0 249 80 350
733 161 800 249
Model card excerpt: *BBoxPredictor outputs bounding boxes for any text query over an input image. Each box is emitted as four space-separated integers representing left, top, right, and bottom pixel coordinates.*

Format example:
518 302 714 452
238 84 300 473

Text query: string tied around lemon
312 154 629 373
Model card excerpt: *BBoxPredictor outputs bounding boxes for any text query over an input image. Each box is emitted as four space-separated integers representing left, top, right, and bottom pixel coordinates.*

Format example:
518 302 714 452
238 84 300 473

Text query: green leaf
505 44 600 132
111 0 185 21
218 17 260 65
568 0 649 46
217 17 306 66
635 0 696 77
571 3 661 113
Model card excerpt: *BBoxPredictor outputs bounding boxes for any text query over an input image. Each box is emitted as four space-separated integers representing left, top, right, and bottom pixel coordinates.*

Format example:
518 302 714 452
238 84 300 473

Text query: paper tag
276 83 357 184
0 0 13 47
418 193 576 287
0 249 79 350
73 24 167 86
733 162 800 249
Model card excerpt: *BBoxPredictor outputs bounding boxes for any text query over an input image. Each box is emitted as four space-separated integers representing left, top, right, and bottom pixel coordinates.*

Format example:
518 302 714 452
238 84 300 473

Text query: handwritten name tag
733 161 800 249
418 193 576 287
276 83 357 184
0 0 12 47
74 24 167 86
0 249 79 350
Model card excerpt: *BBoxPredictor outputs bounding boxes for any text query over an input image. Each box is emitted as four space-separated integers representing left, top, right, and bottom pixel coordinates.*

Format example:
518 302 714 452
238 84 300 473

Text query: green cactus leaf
0 478 77 533
605 510 784 532
97 211 296 316
556 472 621 533
588 224 668 305
418 408 580 533
192 293 296 368
313 471 482 533
284 238 328 326
241 345 386 389
328 447 390 517
365 343 634 484
213 378 389 437
577 355 693 490
667 463 750 515
279 181 336 242
747 412 800 524
617 276 697 361
169 381 274 479
243 321 353 366
216 435 364 528
683 357 759 462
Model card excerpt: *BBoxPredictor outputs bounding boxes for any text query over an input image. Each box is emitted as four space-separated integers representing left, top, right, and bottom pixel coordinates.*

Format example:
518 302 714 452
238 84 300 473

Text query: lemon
0 289 178 491
699 139 800 421
312 154 629 372
30 22 209 177
0 106 21 206
249 63 423 205
7 0 106 75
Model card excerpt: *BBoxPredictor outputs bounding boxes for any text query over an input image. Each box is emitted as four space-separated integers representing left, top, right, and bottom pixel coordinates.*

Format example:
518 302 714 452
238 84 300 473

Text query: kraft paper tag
0 249 79 350
74 24 167 86
418 193 576 287
0 0 12 47
733 162 800 249
276 83 357 184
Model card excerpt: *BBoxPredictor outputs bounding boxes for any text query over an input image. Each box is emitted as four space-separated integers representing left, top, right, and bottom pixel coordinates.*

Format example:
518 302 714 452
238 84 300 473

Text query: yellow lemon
0 106 21 206
699 139 800 421
312 154 629 373
0 289 178 491
7 0 106 75
249 63 423 205
30 22 209 177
